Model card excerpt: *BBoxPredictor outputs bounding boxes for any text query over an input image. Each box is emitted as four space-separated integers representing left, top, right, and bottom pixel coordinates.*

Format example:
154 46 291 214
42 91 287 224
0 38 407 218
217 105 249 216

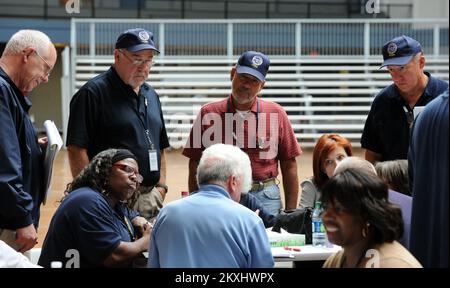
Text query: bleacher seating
74 56 449 148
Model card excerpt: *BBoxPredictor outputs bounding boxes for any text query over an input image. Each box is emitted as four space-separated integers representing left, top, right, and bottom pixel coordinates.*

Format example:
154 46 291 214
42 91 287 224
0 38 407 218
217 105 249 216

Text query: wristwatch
155 183 168 194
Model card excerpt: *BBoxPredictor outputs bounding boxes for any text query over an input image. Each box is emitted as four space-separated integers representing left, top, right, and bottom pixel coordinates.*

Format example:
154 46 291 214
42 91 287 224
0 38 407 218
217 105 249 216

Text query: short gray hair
375 160 410 195
3 30 52 57
413 52 423 63
197 144 252 193
334 156 377 177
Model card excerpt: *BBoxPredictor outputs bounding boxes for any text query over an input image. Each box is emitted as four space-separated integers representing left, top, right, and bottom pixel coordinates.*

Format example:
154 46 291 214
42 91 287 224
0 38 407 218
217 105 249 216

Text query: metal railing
67 18 449 148
71 18 449 58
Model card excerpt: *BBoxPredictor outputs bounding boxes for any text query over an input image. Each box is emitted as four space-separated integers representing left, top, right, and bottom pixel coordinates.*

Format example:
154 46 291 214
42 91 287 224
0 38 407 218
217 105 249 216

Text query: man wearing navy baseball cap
183 51 302 216
67 28 170 221
380 35 423 68
115 28 160 54
361 35 448 163
235 50 270 82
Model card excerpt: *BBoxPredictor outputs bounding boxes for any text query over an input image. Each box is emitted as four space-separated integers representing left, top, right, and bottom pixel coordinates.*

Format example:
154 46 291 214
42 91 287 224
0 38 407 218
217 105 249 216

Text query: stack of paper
266 228 305 247
42 120 63 205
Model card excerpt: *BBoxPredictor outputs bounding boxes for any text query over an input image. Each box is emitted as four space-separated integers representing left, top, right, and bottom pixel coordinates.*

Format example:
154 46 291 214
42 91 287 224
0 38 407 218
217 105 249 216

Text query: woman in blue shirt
38 149 151 268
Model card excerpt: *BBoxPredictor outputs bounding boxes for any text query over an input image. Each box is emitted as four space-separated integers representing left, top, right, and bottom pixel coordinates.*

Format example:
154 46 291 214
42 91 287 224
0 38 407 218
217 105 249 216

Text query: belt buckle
256 181 264 191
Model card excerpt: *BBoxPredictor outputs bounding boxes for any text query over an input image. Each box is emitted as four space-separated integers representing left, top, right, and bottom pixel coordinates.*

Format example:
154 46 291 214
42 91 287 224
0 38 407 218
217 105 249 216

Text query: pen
284 246 301 252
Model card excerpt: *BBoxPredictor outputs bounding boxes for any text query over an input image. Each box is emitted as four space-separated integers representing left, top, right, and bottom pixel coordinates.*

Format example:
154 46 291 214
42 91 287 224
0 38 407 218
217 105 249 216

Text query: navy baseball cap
236 51 270 82
380 35 422 68
115 28 160 54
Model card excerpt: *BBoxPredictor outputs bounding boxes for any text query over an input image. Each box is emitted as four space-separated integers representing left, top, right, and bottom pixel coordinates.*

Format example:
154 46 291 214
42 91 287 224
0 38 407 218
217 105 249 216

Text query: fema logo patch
251 56 263 68
138 31 150 43
387 42 397 56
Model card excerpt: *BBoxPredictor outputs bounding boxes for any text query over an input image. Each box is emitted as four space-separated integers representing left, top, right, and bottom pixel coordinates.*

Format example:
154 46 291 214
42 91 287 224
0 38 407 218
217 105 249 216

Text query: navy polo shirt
361 72 448 161
66 67 169 186
38 187 139 268
0 68 44 230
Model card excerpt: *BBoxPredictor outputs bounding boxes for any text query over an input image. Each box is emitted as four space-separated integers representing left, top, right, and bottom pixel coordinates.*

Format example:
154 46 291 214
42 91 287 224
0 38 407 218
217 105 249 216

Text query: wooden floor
37 147 364 247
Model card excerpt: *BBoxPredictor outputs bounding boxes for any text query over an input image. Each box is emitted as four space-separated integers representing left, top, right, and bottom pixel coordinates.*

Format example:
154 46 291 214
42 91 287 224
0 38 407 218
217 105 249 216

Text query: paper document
413 106 425 120
271 247 296 258
42 120 63 205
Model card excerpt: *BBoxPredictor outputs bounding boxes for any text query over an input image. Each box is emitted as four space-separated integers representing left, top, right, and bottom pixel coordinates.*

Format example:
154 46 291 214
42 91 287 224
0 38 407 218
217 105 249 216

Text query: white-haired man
0 29 57 252
148 143 274 268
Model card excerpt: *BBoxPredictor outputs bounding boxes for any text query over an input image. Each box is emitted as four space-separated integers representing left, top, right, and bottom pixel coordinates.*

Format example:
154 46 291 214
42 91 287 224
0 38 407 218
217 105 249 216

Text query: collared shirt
0 68 43 230
148 184 274 268
38 187 139 268
66 66 169 186
361 72 448 161
182 96 302 180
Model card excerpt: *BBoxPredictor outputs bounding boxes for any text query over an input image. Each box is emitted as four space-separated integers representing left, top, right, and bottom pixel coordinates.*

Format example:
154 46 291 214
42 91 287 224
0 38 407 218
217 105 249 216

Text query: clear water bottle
312 201 327 247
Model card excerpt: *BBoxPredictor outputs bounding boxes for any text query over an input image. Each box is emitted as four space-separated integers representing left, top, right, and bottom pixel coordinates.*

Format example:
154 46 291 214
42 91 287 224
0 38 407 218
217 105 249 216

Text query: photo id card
148 150 158 171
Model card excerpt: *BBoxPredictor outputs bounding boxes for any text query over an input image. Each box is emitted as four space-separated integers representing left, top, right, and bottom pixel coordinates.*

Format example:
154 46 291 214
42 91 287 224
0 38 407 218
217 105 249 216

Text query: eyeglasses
113 163 143 184
34 50 52 77
118 49 155 67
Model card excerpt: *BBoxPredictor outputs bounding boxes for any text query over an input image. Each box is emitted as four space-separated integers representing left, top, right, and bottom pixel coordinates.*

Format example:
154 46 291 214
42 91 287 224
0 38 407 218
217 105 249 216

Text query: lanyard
114 69 155 151
123 216 136 242
136 94 154 150
227 96 263 149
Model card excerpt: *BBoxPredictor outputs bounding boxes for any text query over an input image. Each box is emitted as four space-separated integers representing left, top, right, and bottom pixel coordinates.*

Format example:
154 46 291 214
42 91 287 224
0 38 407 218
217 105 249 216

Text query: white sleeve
0 240 41 268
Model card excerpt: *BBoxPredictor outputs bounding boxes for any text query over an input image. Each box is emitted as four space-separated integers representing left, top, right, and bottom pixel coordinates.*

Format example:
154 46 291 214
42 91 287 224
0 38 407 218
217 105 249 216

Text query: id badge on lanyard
148 149 158 171
145 129 158 171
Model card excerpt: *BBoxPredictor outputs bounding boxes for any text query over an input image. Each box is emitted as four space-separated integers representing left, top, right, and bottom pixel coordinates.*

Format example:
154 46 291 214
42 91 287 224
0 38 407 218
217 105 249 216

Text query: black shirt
361 72 448 161
66 67 169 186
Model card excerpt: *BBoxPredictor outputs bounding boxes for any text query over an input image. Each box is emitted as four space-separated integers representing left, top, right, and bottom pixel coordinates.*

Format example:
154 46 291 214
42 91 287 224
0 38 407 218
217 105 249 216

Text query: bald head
334 156 377 177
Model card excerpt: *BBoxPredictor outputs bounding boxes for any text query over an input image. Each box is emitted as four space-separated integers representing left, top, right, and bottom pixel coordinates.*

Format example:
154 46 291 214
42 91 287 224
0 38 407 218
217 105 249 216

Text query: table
272 245 341 268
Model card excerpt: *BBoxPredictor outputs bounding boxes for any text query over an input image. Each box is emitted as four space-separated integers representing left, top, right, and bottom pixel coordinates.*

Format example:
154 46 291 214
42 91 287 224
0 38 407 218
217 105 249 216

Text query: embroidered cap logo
387 42 398 57
138 31 150 43
251 56 263 68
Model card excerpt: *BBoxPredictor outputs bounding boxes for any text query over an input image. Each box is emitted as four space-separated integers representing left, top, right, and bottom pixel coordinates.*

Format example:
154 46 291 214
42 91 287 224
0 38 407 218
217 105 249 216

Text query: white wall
413 0 449 19
381 0 449 19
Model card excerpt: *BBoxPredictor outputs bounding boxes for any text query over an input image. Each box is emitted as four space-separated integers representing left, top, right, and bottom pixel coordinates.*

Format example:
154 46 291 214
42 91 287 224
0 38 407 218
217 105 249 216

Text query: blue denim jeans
249 184 282 216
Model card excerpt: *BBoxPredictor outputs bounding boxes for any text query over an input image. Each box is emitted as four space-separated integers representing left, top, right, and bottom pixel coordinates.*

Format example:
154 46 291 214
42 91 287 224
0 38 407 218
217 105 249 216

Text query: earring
362 222 370 238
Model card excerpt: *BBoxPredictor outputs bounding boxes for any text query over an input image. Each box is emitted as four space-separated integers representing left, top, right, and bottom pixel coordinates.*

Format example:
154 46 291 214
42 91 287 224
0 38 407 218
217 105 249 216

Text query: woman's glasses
113 163 143 183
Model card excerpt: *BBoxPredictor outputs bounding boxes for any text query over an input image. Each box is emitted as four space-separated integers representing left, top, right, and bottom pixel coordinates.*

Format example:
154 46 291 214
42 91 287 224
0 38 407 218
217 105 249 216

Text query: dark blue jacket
240 193 276 228
0 68 44 229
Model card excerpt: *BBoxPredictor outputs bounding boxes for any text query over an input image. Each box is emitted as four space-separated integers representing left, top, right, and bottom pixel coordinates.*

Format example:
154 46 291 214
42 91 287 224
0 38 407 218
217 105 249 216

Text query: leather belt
250 178 277 192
